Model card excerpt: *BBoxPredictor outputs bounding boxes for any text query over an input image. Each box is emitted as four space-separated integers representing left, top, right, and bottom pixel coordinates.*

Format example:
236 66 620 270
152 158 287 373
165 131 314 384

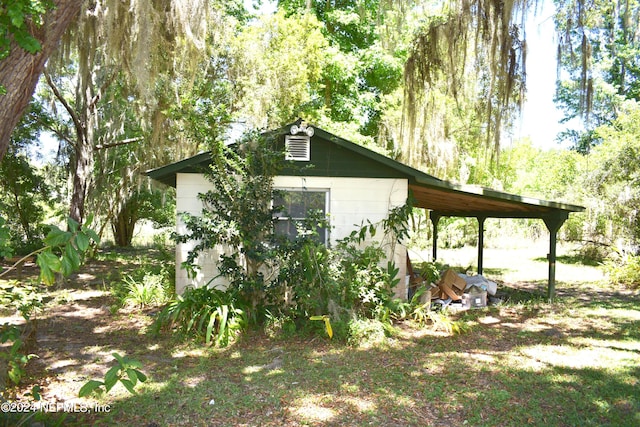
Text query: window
285 135 310 161
273 189 328 243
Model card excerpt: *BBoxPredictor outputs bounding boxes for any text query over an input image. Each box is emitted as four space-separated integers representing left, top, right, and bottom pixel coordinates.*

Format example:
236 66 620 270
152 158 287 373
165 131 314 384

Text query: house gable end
278 133 407 179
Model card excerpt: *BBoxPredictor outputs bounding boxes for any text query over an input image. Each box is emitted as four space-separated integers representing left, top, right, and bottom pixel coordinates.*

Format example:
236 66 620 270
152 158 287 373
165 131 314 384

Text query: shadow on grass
533 253 601 267
84 319 640 427
482 267 514 276
10 305 640 427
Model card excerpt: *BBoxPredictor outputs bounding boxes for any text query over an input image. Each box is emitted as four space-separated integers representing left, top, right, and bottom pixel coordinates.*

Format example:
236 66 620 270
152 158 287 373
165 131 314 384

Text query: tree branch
95 137 144 150
34 115 75 149
88 70 119 111
44 70 84 149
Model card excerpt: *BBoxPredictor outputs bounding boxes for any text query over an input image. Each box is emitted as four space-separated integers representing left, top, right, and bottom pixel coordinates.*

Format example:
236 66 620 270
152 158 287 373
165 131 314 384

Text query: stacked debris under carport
413 268 500 311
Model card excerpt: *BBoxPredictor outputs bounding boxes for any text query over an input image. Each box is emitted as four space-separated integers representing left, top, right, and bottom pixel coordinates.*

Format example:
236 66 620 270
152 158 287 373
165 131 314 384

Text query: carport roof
407 179 584 219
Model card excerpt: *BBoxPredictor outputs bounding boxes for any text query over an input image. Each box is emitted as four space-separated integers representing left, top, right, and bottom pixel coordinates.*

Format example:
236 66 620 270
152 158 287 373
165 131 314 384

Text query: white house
148 120 584 301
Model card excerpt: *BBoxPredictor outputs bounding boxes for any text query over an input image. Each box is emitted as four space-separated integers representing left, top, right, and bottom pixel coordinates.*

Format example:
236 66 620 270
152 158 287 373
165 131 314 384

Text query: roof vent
285 135 310 161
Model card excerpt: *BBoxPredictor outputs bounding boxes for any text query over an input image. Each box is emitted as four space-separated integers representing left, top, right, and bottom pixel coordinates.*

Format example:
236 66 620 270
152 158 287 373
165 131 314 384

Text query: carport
408 178 585 301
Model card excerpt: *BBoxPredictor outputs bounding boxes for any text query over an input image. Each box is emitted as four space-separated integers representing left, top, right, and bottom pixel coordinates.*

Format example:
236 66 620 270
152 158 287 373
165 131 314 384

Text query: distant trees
554 0 640 152
0 103 52 253
233 2 405 151
588 101 640 246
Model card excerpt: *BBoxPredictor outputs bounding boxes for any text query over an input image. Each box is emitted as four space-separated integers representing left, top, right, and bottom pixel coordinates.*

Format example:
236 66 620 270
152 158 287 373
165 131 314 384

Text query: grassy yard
1 246 639 426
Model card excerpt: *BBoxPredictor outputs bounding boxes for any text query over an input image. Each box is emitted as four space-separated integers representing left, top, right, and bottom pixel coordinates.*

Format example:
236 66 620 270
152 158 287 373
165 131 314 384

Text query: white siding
175 173 223 294
175 174 409 299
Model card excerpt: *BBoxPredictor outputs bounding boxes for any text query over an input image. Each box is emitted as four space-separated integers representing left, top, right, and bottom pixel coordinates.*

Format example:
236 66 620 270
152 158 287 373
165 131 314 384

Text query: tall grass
154 287 246 347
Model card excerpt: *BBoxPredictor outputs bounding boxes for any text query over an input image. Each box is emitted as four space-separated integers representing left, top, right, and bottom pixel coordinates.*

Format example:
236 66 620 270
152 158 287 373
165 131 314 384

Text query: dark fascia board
146 119 585 214
430 210 572 220
146 151 213 187
412 177 585 213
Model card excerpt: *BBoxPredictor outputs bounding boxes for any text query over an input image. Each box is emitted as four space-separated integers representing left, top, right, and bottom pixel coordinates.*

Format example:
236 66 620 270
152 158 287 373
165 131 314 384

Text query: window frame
273 187 330 244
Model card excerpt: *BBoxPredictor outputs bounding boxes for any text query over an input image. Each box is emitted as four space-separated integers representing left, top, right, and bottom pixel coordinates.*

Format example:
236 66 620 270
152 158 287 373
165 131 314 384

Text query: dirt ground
0 256 164 404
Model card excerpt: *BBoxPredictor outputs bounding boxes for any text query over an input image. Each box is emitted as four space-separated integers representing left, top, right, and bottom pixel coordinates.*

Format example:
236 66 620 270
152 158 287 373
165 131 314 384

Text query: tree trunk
112 201 137 247
0 0 82 162
69 136 93 223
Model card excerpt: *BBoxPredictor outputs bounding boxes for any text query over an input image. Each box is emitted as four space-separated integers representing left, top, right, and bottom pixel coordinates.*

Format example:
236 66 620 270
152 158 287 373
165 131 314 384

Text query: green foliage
426 309 468 335
0 281 42 320
0 0 52 56
121 273 170 308
0 0 54 93
231 9 328 127
0 281 43 395
0 103 54 255
108 186 176 248
554 0 640 150
0 216 12 260
263 312 297 339
154 287 247 347
337 243 399 319
236 1 407 145
603 251 640 289
346 318 388 346
438 217 478 248
269 209 407 330
0 324 37 387
499 140 582 200
401 285 433 326
35 216 100 285
175 133 284 312
409 301 432 326
496 140 587 243
417 262 440 285
389 284 468 334
586 100 640 247
0 149 49 253
0 214 97 393
78 353 147 397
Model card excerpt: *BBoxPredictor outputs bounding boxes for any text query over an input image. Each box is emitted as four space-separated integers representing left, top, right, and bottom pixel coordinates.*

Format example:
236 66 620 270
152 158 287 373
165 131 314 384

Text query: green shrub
427 310 469 334
154 287 247 347
347 318 388 346
604 252 640 288
263 312 296 339
415 261 441 284
0 216 14 260
273 227 401 327
0 324 37 388
121 273 169 308
79 353 147 397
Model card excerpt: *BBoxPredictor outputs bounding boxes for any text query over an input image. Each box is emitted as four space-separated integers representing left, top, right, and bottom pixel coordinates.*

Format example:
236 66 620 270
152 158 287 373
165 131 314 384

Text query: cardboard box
440 269 467 294
439 282 462 301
